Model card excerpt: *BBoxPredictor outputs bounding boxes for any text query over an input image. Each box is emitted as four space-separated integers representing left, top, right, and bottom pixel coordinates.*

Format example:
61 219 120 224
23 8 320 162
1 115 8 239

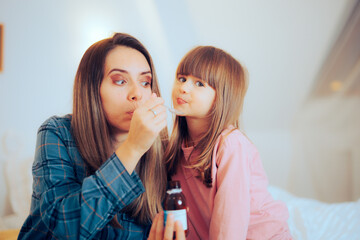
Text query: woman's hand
148 212 186 240
116 93 167 173
127 93 167 154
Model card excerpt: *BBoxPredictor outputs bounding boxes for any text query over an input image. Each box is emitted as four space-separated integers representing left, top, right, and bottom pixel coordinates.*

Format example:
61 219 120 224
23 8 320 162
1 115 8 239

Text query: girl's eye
179 77 186 83
195 81 204 87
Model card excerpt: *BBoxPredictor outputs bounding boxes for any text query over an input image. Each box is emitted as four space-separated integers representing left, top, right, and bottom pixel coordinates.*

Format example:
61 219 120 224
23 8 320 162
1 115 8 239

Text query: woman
19 33 184 240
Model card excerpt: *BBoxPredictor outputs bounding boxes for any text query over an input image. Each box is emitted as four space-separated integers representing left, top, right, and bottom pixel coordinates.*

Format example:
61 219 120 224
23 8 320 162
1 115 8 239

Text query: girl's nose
180 81 192 93
128 84 142 101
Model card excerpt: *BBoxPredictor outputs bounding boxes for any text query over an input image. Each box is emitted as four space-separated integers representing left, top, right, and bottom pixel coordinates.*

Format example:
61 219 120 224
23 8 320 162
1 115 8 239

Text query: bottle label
164 209 188 230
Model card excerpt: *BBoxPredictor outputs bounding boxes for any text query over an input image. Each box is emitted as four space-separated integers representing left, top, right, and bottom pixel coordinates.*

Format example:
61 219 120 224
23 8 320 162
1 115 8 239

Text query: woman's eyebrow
108 68 128 74
140 71 151 75
108 69 151 75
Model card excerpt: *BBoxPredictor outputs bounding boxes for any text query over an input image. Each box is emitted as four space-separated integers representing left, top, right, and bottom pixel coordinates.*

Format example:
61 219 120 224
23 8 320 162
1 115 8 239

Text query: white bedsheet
268 186 360 240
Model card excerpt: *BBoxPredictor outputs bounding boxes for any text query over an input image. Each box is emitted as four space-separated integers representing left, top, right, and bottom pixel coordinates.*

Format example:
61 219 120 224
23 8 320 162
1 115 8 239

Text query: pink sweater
172 126 292 240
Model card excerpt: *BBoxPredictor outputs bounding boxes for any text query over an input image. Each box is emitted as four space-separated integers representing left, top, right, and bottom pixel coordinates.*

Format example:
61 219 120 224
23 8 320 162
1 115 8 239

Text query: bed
269 185 360 240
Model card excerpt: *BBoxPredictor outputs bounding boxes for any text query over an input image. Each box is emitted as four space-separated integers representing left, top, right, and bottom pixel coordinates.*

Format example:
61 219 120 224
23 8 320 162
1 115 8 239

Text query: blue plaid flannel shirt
19 115 150 239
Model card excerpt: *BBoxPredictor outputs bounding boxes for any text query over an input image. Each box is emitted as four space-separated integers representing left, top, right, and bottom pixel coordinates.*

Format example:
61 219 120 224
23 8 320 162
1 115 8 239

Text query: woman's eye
114 79 126 85
141 81 151 87
195 81 204 87
179 77 186 83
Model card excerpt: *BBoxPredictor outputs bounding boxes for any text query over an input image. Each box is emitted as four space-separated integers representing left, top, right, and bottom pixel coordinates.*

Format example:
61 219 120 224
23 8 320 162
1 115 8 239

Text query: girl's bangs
176 47 217 87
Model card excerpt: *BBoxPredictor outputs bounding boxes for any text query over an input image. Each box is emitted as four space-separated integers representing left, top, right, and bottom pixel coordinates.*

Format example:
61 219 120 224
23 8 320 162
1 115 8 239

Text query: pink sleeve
209 133 252 240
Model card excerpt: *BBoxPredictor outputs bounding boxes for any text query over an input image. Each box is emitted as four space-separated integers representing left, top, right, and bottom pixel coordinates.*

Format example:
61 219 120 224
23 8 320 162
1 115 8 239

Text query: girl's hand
148 212 186 240
116 93 167 173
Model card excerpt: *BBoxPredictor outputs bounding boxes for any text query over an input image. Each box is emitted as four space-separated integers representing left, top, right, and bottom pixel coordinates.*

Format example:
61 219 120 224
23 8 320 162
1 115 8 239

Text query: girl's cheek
171 89 177 100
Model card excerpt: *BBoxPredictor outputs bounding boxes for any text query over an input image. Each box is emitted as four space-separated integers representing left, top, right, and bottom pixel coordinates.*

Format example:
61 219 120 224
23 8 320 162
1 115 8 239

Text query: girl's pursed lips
176 97 187 104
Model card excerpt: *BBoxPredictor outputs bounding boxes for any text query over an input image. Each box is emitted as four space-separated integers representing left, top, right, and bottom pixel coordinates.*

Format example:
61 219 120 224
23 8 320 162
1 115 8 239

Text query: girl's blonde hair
165 46 248 187
72 33 168 225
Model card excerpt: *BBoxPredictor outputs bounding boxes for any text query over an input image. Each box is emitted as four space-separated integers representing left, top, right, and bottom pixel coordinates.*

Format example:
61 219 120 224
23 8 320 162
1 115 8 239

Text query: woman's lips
127 111 134 116
176 97 187 105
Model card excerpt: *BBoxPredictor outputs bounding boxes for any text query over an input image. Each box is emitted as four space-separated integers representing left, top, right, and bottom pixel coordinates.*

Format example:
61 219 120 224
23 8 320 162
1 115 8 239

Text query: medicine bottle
163 180 188 237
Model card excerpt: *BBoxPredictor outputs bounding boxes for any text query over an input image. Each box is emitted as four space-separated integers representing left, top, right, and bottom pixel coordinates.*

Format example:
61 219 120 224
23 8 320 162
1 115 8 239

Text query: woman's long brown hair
72 33 168 225
165 46 248 187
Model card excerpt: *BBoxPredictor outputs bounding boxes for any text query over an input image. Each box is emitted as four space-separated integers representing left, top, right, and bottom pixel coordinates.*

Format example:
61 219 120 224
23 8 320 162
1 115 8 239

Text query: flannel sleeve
32 121 145 239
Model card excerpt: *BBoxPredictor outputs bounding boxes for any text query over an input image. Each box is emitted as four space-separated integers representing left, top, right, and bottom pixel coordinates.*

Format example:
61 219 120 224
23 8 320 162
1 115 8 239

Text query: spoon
165 105 184 115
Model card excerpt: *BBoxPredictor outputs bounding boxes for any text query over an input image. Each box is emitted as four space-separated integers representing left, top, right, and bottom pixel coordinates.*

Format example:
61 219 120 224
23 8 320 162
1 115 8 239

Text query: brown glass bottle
163 180 188 238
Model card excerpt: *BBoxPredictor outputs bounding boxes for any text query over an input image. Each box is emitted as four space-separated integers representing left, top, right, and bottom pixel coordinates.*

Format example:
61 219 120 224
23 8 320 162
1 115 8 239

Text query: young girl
165 46 292 239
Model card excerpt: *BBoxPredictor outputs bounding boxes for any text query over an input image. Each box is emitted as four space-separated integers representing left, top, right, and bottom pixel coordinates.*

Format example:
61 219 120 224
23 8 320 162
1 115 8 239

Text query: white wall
0 0 355 218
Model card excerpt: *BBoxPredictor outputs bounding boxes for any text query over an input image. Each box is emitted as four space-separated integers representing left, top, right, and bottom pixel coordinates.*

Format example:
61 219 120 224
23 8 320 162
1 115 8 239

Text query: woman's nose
128 84 142 101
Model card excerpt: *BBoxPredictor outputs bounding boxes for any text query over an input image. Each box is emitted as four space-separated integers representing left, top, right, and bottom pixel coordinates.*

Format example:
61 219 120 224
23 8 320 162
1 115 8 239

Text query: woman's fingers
139 93 167 123
133 95 167 131
141 93 164 113
163 213 174 240
149 105 167 125
148 213 159 240
175 221 186 240
164 216 186 240
156 212 165 239
149 105 166 118
125 94 167 155
148 212 164 240
148 212 186 240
